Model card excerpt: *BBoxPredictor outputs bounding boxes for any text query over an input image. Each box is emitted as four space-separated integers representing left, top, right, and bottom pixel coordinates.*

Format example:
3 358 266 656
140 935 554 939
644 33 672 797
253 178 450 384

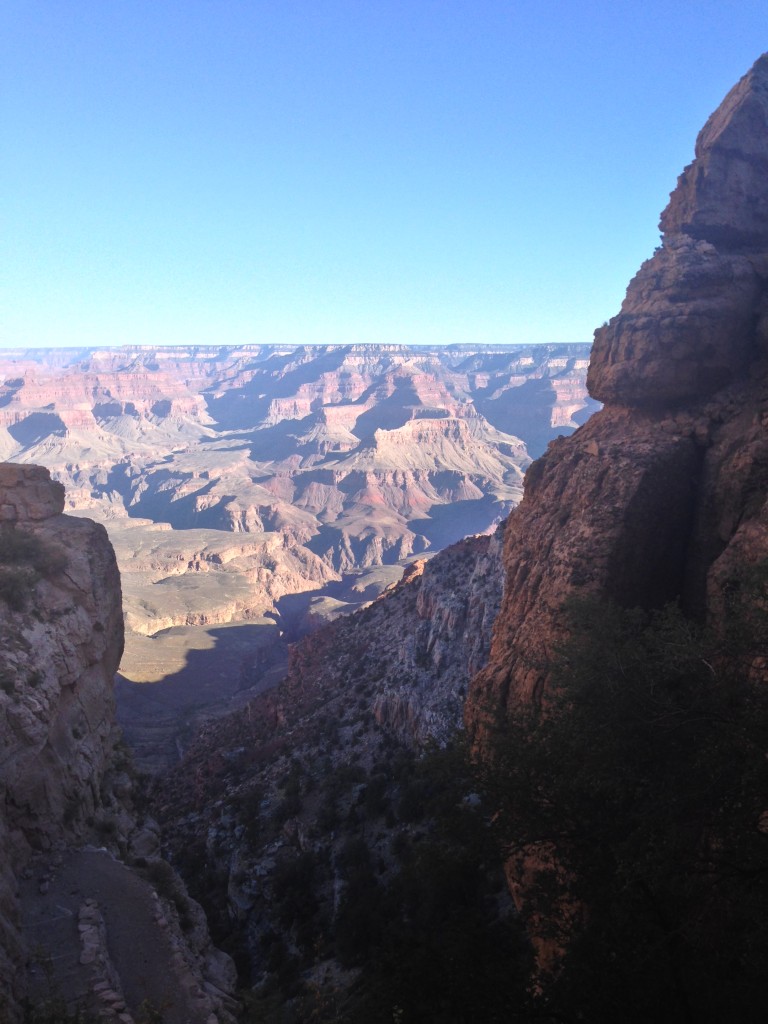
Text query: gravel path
20 847 217 1023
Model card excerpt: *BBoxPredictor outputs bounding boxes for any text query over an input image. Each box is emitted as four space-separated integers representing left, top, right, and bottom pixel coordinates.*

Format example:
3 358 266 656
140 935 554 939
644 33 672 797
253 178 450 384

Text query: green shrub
0 524 67 574
0 525 68 610
0 566 36 611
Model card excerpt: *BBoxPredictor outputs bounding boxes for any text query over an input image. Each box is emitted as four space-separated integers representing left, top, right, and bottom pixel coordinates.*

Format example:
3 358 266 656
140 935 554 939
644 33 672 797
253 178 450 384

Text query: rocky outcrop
589 55 768 407
469 54 768 738
588 235 764 405
468 412 705 714
465 55 768 993
0 464 124 1016
0 465 237 1022
659 53 768 250
0 466 124 847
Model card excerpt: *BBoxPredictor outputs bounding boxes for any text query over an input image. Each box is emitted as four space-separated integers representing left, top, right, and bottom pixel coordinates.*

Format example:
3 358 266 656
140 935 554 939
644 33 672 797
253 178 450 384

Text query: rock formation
0 343 594 573
0 464 236 1022
0 464 121 1015
468 53 768 729
465 53 768 993
0 466 123 841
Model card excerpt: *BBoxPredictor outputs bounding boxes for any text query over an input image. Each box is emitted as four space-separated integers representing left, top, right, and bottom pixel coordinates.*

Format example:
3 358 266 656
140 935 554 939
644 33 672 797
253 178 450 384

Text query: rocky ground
20 847 237 1024
149 527 508 1012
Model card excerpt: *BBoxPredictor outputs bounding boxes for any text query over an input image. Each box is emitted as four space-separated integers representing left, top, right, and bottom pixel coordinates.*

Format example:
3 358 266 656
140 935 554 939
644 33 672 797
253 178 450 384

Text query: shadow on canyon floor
115 622 289 775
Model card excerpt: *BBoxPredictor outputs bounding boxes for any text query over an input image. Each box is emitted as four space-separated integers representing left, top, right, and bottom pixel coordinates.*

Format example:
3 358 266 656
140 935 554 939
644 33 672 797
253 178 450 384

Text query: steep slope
152 527 507 1005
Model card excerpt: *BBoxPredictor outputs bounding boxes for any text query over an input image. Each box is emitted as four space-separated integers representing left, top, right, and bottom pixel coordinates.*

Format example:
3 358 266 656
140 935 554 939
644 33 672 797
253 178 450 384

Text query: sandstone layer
469 53 768 736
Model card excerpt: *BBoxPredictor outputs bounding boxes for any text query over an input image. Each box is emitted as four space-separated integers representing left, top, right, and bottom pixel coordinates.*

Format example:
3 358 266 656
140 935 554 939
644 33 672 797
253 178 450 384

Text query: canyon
0 343 595 768
3 51 768 1024
153 53 768 1020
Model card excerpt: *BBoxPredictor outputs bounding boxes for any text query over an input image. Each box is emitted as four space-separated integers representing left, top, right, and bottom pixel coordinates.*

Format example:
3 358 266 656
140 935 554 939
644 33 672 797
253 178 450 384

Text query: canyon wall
0 465 237 1022
0 344 595 576
463 54 768 1002
0 344 596 701
468 53 768 732
0 464 125 1015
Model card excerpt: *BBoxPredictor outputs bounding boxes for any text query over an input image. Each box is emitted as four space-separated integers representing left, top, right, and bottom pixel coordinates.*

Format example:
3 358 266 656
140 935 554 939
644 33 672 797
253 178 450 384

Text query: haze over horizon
3 1 766 350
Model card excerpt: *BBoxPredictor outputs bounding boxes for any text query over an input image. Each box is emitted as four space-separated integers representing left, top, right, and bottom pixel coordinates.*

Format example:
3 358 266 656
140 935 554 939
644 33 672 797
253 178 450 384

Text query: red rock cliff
468 52 768 730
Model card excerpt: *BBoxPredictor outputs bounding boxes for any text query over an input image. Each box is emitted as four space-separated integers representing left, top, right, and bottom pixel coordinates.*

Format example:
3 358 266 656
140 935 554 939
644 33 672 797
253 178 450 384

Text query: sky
2 2 767 350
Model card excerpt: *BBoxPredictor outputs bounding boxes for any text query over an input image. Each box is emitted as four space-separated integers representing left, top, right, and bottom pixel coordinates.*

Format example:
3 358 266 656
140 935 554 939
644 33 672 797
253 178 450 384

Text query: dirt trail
20 847 219 1023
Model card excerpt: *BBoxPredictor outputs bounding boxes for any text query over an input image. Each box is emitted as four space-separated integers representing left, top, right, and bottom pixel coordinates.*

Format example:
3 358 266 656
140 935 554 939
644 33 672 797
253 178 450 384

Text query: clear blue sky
2 1 766 349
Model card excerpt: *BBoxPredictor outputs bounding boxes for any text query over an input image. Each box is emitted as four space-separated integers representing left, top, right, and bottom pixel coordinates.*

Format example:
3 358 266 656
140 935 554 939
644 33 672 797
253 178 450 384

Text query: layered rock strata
468 53 768 733
0 343 595 577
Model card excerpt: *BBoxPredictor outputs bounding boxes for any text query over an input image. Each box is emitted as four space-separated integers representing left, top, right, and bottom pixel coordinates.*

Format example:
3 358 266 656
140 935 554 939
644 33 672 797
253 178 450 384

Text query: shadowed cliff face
0 465 240 1023
0 464 124 1016
460 54 768 999
468 53 768 728
0 465 125 847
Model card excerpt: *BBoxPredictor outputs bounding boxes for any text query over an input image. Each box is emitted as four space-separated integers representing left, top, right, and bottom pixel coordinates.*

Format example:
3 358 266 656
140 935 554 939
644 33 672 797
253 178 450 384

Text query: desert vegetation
482 577 768 1023
0 523 67 611
159 560 768 1023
